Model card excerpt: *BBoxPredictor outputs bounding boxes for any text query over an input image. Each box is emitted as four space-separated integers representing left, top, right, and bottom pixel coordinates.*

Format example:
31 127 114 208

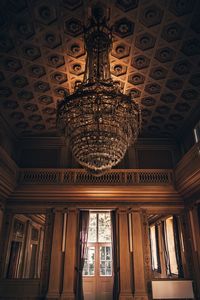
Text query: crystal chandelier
57 5 141 175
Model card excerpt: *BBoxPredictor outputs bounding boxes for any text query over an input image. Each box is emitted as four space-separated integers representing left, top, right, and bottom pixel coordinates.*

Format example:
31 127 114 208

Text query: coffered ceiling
0 0 200 138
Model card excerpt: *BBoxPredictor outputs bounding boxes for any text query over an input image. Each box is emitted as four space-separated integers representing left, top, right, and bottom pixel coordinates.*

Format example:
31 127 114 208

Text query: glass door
83 212 113 300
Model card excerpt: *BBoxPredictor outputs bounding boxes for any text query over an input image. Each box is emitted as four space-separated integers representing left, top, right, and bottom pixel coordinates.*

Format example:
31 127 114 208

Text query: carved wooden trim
18 168 174 186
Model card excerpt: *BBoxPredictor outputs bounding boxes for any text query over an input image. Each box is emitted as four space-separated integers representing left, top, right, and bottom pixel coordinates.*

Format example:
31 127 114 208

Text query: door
83 212 113 300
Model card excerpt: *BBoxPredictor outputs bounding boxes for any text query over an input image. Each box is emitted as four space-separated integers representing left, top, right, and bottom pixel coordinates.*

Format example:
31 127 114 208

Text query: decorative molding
18 168 174 186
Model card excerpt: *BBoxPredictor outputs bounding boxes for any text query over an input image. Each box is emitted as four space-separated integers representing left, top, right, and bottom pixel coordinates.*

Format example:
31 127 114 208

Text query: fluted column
118 208 133 300
46 209 63 299
61 208 78 300
131 210 148 300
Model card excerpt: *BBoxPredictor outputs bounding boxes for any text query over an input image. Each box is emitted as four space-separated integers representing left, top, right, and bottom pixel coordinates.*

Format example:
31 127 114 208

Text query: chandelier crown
57 4 141 175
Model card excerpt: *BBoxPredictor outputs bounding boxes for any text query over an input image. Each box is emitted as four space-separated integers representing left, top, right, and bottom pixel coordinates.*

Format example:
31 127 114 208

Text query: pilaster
46 209 63 299
131 210 148 300
61 208 78 300
118 208 134 300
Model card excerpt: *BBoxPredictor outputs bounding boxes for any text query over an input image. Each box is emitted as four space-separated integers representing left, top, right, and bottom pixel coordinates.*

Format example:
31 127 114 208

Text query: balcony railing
18 168 173 185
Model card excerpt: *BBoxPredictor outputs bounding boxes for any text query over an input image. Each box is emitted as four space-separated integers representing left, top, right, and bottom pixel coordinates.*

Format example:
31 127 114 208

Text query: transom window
88 212 112 243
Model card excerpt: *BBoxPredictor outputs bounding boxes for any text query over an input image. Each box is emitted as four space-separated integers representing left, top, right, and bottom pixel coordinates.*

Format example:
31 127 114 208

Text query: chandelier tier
57 5 141 175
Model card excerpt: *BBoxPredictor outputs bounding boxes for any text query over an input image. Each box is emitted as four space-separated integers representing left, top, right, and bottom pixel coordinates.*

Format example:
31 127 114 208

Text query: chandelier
57 5 141 175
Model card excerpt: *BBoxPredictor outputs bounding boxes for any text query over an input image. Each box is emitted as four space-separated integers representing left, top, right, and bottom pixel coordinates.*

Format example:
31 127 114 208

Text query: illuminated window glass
83 246 95 276
166 217 178 275
88 213 97 242
98 212 111 242
194 120 200 143
83 212 112 277
150 225 158 270
100 246 112 276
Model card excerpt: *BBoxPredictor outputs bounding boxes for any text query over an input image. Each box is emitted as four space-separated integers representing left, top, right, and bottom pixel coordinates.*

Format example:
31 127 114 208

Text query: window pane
88 213 97 242
166 217 178 275
100 246 112 276
83 246 95 276
98 212 111 242
150 226 158 270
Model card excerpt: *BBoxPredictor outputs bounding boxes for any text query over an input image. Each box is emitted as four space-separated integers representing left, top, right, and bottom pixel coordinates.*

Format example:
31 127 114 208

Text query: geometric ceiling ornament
128 73 145 85
47 54 65 68
141 97 156 106
175 102 191 112
169 0 195 16
2 57 22 72
17 90 33 101
62 0 82 10
166 78 183 90
112 43 130 59
29 65 46 78
116 0 138 12
155 47 175 63
173 60 192 75
182 89 198 101
113 17 134 37
162 22 184 42
139 5 163 28
189 73 200 86
160 93 176 104
135 32 156 50
145 83 161 94
0 35 14 52
0 87 12 97
150 66 168 80
15 19 35 39
132 55 150 70
64 17 83 36
181 39 200 56
35 3 57 25
0 0 199 138
42 31 62 49
156 105 170 115
22 44 41 60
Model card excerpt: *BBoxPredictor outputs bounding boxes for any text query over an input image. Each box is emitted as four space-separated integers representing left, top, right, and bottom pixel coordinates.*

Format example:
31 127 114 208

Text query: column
131 210 148 300
46 210 63 299
118 209 134 300
188 206 200 298
61 208 78 300
178 214 190 278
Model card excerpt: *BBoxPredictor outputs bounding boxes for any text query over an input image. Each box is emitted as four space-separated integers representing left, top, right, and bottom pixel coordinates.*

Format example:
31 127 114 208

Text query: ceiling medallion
57 5 141 175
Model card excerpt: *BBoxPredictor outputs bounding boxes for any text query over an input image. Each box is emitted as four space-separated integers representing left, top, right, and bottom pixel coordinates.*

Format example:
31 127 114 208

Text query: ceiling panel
0 0 199 138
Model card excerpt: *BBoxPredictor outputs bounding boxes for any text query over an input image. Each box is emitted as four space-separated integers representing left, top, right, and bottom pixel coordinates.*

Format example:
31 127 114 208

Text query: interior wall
17 137 181 169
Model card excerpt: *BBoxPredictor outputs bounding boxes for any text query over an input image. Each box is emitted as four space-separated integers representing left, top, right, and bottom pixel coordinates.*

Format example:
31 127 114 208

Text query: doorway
83 212 113 300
